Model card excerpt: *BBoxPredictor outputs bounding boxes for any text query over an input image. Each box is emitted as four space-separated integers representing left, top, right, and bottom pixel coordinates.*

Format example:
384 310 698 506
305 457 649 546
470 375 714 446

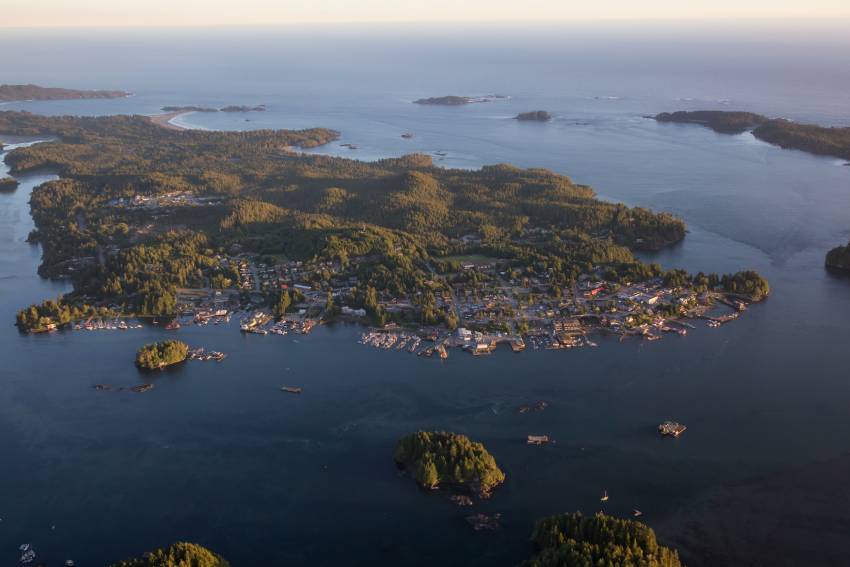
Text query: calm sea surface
1 24 849 566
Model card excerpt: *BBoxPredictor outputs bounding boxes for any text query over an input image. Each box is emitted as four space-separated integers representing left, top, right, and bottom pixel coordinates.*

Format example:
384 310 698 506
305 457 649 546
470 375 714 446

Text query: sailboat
600 490 609 502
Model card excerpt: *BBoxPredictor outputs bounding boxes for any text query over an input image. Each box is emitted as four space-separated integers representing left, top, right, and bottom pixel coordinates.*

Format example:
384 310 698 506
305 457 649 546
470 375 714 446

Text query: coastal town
47 245 757 364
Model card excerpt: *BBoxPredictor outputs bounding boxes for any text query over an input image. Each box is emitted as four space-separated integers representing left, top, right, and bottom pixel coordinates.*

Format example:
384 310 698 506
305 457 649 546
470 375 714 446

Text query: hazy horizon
4 0 850 27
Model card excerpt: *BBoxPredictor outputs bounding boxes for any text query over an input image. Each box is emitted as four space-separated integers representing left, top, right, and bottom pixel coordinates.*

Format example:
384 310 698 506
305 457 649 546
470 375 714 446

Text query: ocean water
1 23 850 566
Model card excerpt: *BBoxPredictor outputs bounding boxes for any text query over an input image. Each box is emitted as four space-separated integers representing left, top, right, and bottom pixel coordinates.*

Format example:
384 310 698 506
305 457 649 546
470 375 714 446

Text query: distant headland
515 110 552 122
0 84 130 102
654 110 850 161
657 110 850 274
414 95 508 106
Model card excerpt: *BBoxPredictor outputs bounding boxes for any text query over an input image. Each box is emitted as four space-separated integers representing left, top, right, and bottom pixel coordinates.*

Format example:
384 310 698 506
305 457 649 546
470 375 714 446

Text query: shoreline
147 111 191 131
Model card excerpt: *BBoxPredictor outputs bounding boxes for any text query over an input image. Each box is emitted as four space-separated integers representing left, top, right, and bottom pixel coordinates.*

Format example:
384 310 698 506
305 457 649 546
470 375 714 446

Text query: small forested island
161 105 218 113
826 241 850 273
394 431 505 496
0 84 130 102
519 512 682 567
655 110 850 161
221 104 266 112
111 542 229 567
414 95 506 105
161 104 266 113
135 340 190 370
0 176 18 191
515 111 552 122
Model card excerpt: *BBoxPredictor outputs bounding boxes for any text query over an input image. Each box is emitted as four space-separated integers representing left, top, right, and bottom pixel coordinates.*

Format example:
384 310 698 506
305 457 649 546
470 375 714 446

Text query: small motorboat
600 490 609 502
633 509 643 517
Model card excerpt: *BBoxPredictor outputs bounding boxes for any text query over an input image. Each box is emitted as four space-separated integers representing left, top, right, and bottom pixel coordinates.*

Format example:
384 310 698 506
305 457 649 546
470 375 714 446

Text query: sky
4 0 850 27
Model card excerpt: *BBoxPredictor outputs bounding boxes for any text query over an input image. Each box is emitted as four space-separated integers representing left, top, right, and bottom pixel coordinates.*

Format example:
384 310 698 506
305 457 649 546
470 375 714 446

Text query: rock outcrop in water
515 110 552 122
0 176 18 192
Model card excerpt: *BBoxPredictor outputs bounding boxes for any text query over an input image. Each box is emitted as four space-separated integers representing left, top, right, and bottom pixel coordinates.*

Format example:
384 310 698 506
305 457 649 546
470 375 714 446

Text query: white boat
19 544 31 552
600 490 609 502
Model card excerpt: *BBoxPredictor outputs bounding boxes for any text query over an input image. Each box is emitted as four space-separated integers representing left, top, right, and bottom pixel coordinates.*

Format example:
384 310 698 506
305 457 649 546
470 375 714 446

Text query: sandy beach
147 111 189 130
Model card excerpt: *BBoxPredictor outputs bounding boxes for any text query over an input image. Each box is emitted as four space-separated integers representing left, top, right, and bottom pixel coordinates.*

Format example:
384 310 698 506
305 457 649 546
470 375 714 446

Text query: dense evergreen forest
0 109 758 330
394 431 505 495
135 340 190 370
110 542 229 567
655 110 850 160
0 84 130 102
519 512 683 567
826 240 850 273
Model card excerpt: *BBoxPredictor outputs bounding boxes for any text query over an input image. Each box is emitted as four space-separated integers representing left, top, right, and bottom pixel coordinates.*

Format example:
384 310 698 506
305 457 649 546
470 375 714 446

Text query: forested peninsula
656 110 850 273
654 110 850 161
0 84 130 102
0 109 770 334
